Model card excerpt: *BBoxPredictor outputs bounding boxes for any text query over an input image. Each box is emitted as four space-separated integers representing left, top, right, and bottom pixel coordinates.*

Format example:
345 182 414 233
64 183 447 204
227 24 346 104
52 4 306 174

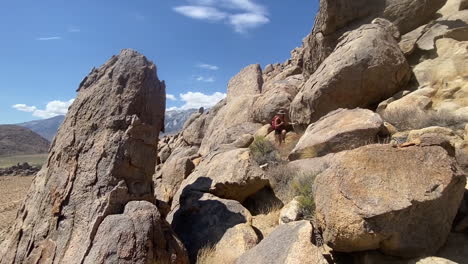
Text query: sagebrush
290 172 317 220
249 136 280 165
266 163 319 220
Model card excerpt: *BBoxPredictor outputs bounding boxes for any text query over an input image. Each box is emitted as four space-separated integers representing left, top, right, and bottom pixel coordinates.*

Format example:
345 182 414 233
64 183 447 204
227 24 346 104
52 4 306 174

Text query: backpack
271 115 281 130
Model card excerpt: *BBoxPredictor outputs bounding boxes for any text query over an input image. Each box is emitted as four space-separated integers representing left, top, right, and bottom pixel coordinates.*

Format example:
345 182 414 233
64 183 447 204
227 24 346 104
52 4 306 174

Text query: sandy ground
0 175 33 243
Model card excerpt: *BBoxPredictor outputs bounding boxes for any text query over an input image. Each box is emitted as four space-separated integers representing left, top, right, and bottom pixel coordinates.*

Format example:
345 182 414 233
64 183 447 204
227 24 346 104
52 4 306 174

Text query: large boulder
170 148 268 208
84 201 188 264
182 100 225 146
380 38 468 126
168 192 252 262
300 0 446 77
314 144 466 258
413 38 468 117
227 64 263 102
209 224 259 263
236 221 328 264
199 65 262 155
252 75 304 123
0 50 188 263
153 146 198 205
291 22 410 127
289 108 383 160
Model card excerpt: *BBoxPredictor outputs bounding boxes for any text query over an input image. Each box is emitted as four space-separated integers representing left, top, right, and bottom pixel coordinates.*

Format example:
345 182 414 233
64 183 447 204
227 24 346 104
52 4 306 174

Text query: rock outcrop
314 144 466 258
199 65 262 155
289 108 383 160
291 21 410 127
236 221 328 264
252 75 304 123
0 162 40 176
170 148 268 208
0 49 188 264
300 0 446 78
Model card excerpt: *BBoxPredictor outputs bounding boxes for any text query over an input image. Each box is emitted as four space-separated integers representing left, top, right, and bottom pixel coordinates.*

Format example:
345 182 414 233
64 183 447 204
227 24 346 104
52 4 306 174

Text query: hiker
272 109 289 145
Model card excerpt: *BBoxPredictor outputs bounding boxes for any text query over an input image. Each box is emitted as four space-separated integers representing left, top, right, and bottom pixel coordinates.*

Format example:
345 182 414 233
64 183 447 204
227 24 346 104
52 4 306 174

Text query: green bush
249 136 280 165
290 172 317 220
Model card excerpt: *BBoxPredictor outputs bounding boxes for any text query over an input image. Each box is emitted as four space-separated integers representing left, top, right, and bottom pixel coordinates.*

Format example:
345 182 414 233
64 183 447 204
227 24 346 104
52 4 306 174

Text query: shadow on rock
169 177 251 262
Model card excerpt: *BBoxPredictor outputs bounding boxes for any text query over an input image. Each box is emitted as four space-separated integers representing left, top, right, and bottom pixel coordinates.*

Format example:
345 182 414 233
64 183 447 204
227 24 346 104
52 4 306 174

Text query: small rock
279 197 302 224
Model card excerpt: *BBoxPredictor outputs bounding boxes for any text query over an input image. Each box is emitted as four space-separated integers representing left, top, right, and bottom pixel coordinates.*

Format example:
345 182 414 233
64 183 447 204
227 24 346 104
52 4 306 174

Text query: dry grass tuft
196 245 237 264
252 204 282 238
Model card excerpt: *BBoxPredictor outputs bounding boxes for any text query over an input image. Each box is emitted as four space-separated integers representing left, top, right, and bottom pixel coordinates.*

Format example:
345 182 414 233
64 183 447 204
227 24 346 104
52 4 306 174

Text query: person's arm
276 119 284 127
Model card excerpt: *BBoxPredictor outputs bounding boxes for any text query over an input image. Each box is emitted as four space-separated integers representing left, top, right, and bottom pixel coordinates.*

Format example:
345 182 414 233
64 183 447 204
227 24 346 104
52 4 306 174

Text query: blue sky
0 0 317 124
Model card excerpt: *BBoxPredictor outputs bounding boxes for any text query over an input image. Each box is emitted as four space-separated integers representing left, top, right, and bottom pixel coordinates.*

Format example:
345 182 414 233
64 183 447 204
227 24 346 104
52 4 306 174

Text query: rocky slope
1 0 468 264
154 0 468 263
0 125 49 156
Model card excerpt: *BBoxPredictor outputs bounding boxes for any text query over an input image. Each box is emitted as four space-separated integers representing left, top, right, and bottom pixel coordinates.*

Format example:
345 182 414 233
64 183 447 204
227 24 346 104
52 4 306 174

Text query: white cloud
166 94 177 101
172 91 226 110
12 99 74 119
36 36 62 41
174 0 269 33
195 76 215 82
229 12 269 33
173 6 227 21
12 104 37 112
197 63 219 70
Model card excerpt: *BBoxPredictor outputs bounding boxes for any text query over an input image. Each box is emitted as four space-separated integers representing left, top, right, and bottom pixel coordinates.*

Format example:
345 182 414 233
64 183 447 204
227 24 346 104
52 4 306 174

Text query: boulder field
2 0 468 264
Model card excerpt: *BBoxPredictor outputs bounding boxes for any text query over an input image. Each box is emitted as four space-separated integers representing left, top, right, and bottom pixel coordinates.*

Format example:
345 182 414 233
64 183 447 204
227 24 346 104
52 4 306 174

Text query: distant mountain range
17 115 65 141
163 109 197 135
0 125 49 157
12 109 196 143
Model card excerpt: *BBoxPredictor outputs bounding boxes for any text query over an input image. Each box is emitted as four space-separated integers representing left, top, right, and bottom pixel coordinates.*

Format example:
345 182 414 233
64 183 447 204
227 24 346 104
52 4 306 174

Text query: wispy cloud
36 36 62 41
174 6 227 21
166 94 177 101
67 26 80 33
13 99 74 119
197 63 219 70
170 91 226 110
195 76 215 82
135 13 146 21
229 12 269 33
174 0 269 33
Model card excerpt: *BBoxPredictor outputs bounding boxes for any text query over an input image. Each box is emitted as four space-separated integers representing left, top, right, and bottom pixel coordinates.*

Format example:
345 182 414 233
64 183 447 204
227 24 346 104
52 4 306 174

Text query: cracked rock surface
314 144 466 258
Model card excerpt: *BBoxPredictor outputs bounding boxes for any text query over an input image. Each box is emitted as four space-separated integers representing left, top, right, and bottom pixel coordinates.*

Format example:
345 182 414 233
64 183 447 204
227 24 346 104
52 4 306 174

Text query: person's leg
281 130 287 144
275 130 281 145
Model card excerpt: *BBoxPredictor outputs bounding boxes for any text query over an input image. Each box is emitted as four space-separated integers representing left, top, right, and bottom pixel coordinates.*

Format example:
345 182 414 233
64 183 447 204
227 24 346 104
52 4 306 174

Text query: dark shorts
274 128 283 135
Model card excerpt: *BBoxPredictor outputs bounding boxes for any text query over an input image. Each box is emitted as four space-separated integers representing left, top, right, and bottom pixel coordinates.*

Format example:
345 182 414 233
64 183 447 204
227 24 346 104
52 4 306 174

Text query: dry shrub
196 245 237 264
266 163 296 202
267 163 320 220
249 136 280 165
381 108 468 131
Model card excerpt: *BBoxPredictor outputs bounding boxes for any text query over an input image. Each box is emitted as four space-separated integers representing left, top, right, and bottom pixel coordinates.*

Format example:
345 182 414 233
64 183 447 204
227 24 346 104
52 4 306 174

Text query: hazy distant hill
13 109 195 142
17 115 65 141
163 109 198 135
0 125 50 157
